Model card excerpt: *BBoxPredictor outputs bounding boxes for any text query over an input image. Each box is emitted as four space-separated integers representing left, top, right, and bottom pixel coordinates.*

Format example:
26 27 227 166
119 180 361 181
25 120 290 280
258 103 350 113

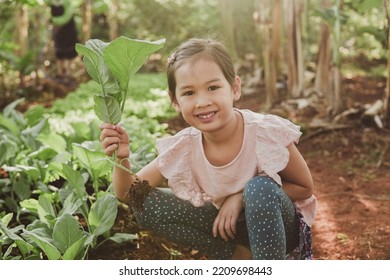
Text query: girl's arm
279 143 314 201
113 158 165 202
100 123 165 202
212 192 243 241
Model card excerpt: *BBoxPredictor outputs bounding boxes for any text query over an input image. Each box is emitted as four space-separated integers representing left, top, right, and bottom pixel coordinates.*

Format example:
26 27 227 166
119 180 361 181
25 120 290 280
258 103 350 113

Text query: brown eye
183 91 194 96
208 86 219 91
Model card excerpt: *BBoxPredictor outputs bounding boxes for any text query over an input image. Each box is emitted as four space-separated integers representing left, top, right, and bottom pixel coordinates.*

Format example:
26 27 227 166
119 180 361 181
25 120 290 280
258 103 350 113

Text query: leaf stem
97 156 133 175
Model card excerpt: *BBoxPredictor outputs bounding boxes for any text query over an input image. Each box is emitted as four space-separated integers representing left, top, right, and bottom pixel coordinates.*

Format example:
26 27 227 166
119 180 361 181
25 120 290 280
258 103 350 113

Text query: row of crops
0 73 176 259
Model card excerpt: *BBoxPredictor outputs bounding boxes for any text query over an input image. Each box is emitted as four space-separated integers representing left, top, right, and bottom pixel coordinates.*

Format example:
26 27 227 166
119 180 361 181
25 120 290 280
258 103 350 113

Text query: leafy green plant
0 164 134 260
75 36 166 125
1 72 171 259
72 141 112 194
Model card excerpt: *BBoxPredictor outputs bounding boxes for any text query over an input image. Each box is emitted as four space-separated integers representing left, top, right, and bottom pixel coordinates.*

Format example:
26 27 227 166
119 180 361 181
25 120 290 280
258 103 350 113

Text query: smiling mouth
197 111 216 119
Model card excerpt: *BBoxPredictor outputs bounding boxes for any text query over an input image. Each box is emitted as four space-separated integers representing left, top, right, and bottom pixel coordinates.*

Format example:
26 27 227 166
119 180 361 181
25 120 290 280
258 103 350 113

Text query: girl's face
172 58 241 133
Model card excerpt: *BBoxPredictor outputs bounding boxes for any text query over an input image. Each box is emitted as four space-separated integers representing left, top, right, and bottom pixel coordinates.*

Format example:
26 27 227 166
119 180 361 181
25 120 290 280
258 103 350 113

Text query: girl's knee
244 176 279 195
243 176 281 206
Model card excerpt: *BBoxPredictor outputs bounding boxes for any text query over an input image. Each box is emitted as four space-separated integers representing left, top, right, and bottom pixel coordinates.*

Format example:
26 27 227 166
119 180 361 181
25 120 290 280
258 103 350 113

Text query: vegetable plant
75 36 166 199
0 72 170 259
75 36 166 125
0 164 128 260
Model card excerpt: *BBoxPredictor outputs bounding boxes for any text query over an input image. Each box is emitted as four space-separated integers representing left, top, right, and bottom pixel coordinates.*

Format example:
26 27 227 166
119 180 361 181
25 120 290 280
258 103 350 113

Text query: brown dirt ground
88 76 390 260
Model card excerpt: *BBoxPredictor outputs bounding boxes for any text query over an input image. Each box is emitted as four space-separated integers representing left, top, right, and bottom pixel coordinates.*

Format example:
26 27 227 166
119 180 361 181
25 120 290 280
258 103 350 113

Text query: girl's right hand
99 123 130 159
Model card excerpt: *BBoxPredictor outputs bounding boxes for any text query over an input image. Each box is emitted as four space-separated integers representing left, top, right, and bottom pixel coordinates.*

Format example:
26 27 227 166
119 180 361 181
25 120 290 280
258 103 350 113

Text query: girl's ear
172 101 181 113
232 75 242 101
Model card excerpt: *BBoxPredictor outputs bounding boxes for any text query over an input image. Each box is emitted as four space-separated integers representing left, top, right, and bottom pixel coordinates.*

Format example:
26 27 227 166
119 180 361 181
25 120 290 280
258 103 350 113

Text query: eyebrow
178 78 222 91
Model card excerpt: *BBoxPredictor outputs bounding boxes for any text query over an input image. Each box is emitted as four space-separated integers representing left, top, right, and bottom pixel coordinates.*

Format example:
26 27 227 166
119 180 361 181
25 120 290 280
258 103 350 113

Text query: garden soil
88 76 390 260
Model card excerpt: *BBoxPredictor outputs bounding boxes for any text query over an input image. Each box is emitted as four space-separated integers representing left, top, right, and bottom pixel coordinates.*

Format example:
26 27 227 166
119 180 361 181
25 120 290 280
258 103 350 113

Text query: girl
100 38 317 260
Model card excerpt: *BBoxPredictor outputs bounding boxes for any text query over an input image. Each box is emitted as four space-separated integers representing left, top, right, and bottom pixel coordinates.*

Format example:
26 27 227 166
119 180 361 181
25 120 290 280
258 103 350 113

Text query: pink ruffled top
156 109 317 226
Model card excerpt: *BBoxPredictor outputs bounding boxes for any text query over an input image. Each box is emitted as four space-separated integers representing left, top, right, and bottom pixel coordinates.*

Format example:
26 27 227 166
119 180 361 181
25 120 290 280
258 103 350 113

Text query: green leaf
38 195 56 224
0 224 36 259
61 164 86 199
52 214 85 254
109 232 138 243
1 213 13 227
21 118 48 138
0 133 19 164
0 114 20 136
0 221 23 241
15 239 35 258
71 121 92 142
13 175 32 200
24 105 45 126
103 37 166 91
27 146 57 161
22 231 61 260
37 133 67 154
88 193 118 237
2 164 40 181
72 141 112 181
93 94 122 124
75 41 119 94
3 98 25 117
58 194 83 217
20 198 39 214
62 235 88 260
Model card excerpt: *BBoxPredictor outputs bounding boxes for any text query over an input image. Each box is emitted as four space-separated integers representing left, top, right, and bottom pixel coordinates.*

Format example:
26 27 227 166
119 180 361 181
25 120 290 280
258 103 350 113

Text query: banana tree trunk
81 0 92 43
272 0 282 76
15 3 29 57
254 0 277 108
285 0 305 98
314 0 331 99
108 0 120 40
329 0 344 117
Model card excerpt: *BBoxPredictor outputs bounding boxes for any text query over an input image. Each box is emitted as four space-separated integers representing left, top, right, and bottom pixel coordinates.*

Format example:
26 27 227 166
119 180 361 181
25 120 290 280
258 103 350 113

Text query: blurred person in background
48 0 79 81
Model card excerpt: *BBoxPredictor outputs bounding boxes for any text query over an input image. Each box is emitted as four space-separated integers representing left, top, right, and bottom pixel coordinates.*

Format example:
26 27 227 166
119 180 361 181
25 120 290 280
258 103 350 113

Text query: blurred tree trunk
14 3 29 57
108 0 120 40
314 0 331 100
314 0 345 119
232 0 257 58
218 0 258 59
385 0 390 127
272 0 283 76
285 0 305 98
81 0 92 43
218 0 238 58
329 0 343 117
14 3 29 89
254 0 280 107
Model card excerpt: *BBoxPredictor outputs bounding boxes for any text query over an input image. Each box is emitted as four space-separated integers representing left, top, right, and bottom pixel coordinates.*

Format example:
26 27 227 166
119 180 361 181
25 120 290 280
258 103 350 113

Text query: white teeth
198 112 214 119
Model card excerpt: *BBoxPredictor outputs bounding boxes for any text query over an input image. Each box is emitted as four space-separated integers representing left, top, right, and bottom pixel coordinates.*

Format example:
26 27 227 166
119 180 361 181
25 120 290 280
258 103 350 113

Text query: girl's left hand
212 192 243 241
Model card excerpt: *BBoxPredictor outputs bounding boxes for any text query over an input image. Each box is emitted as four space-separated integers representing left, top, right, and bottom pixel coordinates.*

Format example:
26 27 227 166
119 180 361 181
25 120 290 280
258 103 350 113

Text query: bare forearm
113 158 135 202
282 181 313 202
279 144 315 202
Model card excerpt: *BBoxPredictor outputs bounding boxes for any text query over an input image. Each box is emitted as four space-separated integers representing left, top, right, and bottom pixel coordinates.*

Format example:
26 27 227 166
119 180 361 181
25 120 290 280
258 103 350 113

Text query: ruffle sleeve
294 195 317 227
254 114 302 186
155 128 211 207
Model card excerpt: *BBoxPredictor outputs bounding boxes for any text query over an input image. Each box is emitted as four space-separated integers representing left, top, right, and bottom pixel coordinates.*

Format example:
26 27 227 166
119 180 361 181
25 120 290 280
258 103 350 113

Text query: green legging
133 176 300 259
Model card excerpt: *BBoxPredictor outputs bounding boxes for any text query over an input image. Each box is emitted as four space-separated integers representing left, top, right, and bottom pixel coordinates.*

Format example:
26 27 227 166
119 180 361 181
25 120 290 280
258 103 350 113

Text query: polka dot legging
133 176 300 260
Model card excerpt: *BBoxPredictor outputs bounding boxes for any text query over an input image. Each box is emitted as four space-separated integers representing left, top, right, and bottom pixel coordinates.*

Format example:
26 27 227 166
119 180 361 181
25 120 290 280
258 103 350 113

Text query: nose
195 91 211 108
